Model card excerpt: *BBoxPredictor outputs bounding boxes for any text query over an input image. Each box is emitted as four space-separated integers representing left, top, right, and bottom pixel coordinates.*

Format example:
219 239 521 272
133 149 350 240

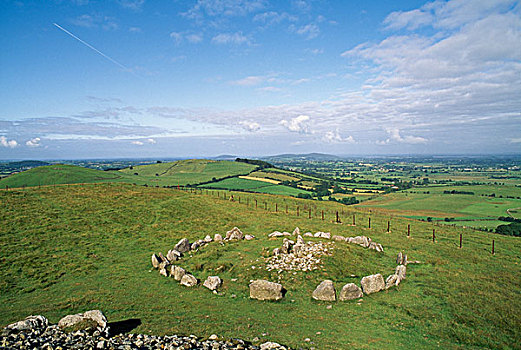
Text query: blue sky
1 0 520 159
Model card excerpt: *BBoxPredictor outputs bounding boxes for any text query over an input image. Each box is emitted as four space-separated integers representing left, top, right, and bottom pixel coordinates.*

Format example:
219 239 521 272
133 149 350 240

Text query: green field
1 183 520 349
0 160 258 188
199 177 311 197
358 190 521 230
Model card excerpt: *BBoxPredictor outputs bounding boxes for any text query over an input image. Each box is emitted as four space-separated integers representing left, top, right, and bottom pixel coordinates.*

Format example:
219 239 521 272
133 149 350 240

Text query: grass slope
0 160 258 188
199 177 311 197
1 184 520 349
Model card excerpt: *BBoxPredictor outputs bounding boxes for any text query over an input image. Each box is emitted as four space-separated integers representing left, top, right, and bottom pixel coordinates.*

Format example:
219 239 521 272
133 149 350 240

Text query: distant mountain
213 155 238 160
262 153 344 161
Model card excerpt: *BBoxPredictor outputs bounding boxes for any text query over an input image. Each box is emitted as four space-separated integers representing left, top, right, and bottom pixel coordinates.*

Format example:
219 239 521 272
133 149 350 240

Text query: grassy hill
0 160 258 189
1 183 520 349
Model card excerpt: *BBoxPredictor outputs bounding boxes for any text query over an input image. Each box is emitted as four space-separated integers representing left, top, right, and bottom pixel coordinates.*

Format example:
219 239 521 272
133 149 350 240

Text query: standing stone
281 238 294 254
159 266 169 277
249 280 284 301
385 274 399 289
180 274 198 287
360 274 385 294
395 265 406 281
245 234 255 240
151 254 162 268
158 252 168 263
303 232 313 237
204 235 213 243
296 235 305 245
339 283 363 301
190 242 199 251
175 238 190 253
167 249 181 262
332 235 346 242
292 227 300 236
58 310 108 332
320 232 331 239
396 252 403 265
292 244 304 257
172 266 186 281
226 227 244 240
312 280 336 301
272 248 281 256
203 276 222 291
214 234 223 242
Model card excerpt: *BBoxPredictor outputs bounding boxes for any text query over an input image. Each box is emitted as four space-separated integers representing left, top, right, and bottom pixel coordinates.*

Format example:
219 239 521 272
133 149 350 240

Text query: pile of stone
1 312 288 349
311 251 409 301
265 235 333 272
268 227 383 253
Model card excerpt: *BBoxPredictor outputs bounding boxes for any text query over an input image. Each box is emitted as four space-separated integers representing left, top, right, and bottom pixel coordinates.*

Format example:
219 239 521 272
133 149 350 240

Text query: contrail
53 23 130 71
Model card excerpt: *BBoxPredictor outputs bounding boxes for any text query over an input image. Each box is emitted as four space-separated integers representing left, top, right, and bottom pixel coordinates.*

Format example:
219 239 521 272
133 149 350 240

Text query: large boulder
360 274 385 294
245 234 255 240
312 280 336 301
296 235 305 245
2 315 48 335
58 310 108 334
292 227 300 236
180 274 198 287
203 276 222 291
171 265 186 281
167 249 181 262
225 227 244 240
249 280 284 301
332 235 346 242
203 235 213 243
214 234 223 242
260 342 286 350
339 283 363 301
268 231 284 238
151 253 162 268
174 238 190 253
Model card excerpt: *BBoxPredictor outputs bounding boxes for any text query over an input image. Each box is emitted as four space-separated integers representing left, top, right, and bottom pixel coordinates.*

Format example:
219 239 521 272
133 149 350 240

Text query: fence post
255 199 257 209
352 214 356 226
286 204 288 214
368 217 371 229
297 206 299 216
321 210 324 221
264 202 267 210
387 221 391 233
459 233 462 249
432 229 436 243
336 211 340 223
407 224 410 237
492 240 495 255
276 203 278 212
309 209 311 219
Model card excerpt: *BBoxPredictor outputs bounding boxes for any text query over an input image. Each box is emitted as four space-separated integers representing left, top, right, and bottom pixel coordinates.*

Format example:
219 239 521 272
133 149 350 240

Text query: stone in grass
395 265 406 281
151 253 162 268
245 234 255 240
292 227 300 236
360 274 385 294
214 234 223 242
226 227 244 240
58 310 108 333
204 235 213 243
203 276 222 291
332 235 346 242
167 249 181 262
171 265 186 281
175 238 191 253
249 280 284 301
260 342 286 350
339 283 363 301
296 235 305 245
2 315 48 335
312 280 336 301
385 274 399 289
180 274 198 287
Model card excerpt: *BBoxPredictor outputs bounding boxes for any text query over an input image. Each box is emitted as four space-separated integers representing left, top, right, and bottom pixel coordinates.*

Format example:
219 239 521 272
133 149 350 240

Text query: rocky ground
1 315 289 350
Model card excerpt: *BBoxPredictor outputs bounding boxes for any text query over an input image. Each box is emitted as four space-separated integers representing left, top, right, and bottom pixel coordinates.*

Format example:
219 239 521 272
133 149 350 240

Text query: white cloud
253 11 297 26
26 137 41 147
239 121 260 131
211 32 249 45
257 86 282 92
0 136 18 148
280 115 311 133
131 140 144 145
378 128 427 145
170 31 203 45
146 138 156 144
117 0 145 11
230 75 265 86
129 27 142 33
184 0 266 18
323 130 355 144
292 23 319 39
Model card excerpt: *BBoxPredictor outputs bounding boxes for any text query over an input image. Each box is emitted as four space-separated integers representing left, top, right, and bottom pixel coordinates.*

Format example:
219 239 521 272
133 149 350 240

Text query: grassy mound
1 184 520 349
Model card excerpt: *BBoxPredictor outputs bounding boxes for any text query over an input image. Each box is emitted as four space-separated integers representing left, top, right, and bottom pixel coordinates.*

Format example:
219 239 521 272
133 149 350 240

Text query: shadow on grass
108 319 142 336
